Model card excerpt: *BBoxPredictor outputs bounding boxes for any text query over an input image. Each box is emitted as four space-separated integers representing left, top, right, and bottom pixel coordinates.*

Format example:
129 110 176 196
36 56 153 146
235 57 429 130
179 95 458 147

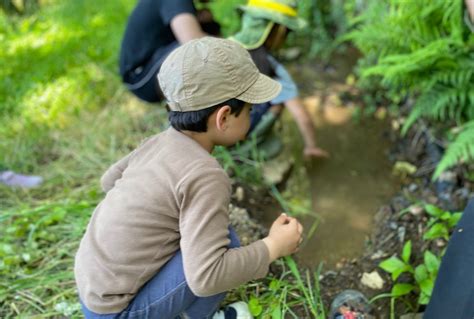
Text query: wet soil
280 48 400 268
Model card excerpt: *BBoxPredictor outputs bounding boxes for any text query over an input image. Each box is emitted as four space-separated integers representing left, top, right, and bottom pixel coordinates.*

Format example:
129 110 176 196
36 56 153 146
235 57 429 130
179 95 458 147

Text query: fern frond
402 83 474 134
433 121 474 179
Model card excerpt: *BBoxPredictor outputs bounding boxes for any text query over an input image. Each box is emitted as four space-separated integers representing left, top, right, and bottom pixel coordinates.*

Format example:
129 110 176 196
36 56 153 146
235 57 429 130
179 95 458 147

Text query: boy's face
217 103 253 146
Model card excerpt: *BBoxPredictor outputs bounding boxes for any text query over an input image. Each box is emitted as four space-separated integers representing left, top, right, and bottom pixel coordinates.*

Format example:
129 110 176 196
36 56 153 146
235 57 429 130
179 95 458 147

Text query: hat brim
236 73 282 104
239 5 307 30
229 21 274 50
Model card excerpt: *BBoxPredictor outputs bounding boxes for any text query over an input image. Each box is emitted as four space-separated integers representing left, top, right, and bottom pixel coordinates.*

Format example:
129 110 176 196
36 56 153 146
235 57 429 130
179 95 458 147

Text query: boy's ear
215 105 231 131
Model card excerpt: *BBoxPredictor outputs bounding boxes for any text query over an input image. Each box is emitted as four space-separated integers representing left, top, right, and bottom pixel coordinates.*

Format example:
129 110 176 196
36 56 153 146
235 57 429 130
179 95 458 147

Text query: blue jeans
81 227 241 319
424 199 474 318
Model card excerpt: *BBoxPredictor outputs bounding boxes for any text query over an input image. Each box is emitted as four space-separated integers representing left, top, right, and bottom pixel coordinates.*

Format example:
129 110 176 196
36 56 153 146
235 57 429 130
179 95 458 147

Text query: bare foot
304 147 330 159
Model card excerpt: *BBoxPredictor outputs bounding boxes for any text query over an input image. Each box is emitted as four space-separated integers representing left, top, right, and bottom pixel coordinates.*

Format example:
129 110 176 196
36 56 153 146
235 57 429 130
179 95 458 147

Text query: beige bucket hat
158 37 281 112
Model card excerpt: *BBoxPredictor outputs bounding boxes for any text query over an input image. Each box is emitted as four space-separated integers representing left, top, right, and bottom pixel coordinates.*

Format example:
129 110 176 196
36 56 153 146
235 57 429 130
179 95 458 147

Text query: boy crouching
75 37 303 319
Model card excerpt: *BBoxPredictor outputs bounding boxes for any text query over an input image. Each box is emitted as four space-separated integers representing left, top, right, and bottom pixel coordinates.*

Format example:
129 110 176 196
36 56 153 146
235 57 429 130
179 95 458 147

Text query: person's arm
178 165 303 297
170 13 206 44
100 152 133 193
160 0 206 44
178 165 270 297
100 136 155 192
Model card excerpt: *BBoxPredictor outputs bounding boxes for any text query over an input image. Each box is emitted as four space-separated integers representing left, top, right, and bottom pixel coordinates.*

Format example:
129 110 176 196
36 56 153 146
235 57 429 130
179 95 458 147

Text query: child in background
119 0 219 103
230 0 329 159
75 37 303 319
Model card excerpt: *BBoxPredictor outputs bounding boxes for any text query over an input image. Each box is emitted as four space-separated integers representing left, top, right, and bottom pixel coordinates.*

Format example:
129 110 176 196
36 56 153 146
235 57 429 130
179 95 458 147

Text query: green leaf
424 251 440 275
424 204 444 217
248 297 263 316
439 212 451 221
392 264 413 281
423 223 449 240
379 256 406 274
414 265 428 284
271 304 282 319
419 278 434 297
448 212 463 228
402 240 412 263
269 279 280 291
418 292 431 305
391 283 414 297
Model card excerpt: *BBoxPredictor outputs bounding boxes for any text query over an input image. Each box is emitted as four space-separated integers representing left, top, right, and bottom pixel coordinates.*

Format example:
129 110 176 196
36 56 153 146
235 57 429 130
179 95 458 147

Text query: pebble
409 205 424 216
408 183 418 192
360 271 385 290
435 239 446 247
370 250 388 260
398 226 406 243
234 186 244 202
228 204 266 245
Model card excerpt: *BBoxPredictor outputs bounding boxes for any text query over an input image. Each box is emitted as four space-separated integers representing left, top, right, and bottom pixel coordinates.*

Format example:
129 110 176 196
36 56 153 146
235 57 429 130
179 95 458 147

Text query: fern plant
346 0 474 179
434 120 474 178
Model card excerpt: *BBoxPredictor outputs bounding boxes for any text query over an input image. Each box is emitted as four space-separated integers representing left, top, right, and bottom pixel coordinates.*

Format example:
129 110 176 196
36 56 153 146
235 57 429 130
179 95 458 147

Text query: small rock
454 187 470 200
346 74 356 86
438 171 457 183
360 271 385 290
262 158 293 185
228 204 266 245
391 119 401 131
234 186 244 202
370 250 389 260
398 226 406 243
324 270 337 277
374 107 387 120
393 161 417 177
409 205 424 216
435 239 446 247
408 183 418 192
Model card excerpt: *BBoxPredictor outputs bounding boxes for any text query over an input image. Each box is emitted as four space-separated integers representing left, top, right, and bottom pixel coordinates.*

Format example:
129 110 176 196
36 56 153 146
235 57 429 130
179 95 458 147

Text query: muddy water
283 53 400 268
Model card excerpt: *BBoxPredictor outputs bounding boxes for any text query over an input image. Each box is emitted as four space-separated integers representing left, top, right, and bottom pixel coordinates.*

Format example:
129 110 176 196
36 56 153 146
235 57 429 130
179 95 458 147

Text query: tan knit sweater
74 127 270 314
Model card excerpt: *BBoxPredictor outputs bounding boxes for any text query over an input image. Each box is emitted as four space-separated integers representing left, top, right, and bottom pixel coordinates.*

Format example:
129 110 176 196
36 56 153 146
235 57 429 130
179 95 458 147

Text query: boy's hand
263 213 303 262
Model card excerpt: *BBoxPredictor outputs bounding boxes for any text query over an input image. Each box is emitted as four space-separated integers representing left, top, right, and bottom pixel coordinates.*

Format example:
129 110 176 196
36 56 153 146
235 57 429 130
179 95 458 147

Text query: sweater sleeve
178 165 270 297
100 152 133 193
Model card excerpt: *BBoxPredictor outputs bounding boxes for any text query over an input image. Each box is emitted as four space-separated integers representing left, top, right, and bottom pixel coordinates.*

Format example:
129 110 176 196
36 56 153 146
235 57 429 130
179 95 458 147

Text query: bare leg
284 97 329 159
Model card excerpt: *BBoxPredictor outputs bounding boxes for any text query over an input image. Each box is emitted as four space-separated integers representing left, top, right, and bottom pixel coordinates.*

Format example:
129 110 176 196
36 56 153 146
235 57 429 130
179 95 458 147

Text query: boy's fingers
297 222 303 234
288 218 300 230
276 213 289 224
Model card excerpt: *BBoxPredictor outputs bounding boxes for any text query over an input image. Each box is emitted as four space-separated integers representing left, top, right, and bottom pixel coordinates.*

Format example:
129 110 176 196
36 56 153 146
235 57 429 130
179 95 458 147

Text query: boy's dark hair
169 99 246 132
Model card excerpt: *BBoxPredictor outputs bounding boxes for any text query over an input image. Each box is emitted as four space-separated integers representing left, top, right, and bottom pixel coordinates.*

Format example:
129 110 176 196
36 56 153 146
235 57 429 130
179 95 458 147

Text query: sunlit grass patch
0 200 94 318
17 65 117 129
0 98 166 206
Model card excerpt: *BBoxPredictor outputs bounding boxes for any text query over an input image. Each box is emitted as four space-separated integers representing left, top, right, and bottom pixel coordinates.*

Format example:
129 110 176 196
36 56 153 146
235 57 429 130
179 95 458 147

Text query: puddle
280 52 400 268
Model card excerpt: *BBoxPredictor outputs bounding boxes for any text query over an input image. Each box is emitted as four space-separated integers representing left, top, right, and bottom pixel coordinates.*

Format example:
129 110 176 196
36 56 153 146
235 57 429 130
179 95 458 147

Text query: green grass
230 257 326 318
0 1 168 316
